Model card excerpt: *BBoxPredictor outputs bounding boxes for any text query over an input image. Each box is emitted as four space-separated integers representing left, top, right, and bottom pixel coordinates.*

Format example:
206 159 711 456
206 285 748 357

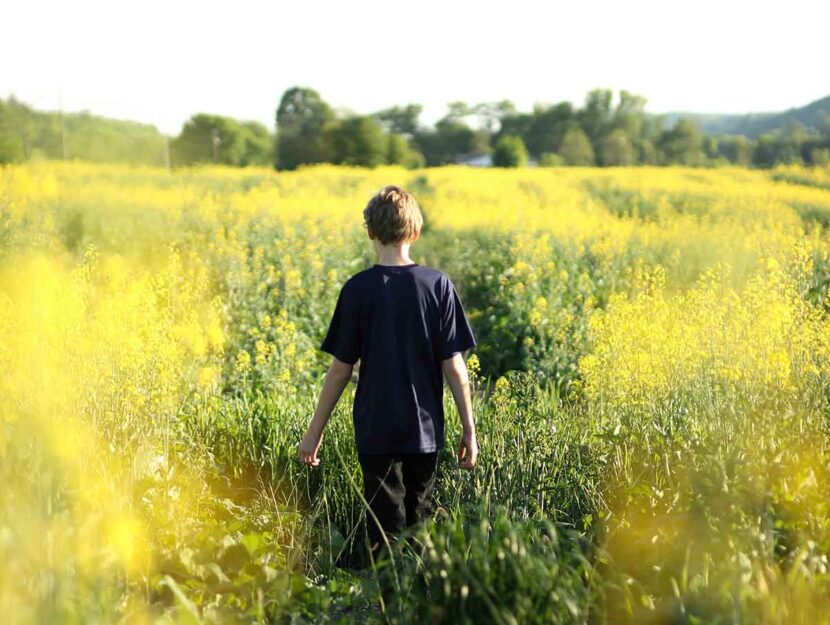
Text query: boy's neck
375 242 415 266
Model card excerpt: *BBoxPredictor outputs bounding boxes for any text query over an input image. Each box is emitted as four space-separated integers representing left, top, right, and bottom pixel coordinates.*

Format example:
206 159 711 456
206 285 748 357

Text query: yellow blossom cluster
580 255 830 409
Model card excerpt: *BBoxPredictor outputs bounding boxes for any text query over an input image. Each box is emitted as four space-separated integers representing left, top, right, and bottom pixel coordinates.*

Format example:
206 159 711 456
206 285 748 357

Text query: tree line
0 96 168 165
274 87 830 169
1 88 829 168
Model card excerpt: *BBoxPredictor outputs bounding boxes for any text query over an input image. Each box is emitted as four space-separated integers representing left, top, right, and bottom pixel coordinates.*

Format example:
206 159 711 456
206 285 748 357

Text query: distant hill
662 95 830 138
0 96 168 165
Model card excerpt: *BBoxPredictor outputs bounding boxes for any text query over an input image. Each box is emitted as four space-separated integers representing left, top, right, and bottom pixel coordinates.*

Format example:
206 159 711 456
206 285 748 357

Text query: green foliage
522 102 574 158
276 86 337 170
7 88 830 170
373 104 423 136
0 97 37 163
384 507 596 625
636 138 658 164
386 134 425 169
0 95 166 165
276 88 426 170
753 129 816 166
473 100 517 133
416 117 478 166
386 134 408 166
812 148 830 166
171 114 273 167
599 129 635 166
328 116 388 167
612 90 647 138
491 135 528 168
539 152 564 167
717 135 754 165
559 124 595 165
239 120 274 166
578 88 615 141
658 118 704 166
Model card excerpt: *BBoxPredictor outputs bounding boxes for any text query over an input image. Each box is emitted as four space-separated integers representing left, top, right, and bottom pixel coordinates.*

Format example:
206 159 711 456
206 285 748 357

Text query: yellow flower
255 340 269 366
207 323 225 351
234 349 251 373
512 260 531 274
197 365 219 390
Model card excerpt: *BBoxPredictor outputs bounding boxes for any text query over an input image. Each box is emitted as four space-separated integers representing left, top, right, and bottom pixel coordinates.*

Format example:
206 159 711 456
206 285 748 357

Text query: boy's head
363 185 423 246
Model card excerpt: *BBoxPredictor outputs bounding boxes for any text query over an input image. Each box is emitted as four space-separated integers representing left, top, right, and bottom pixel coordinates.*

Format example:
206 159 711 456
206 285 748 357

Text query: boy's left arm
298 357 354 466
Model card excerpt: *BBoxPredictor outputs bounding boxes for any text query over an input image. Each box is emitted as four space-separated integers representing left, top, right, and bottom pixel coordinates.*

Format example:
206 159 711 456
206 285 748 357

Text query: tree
579 89 614 143
598 129 634 166
0 97 30 162
717 135 754 166
471 128 492 156
434 118 475 159
492 135 528 167
472 100 517 133
658 118 704 165
754 134 778 166
170 114 246 166
819 112 830 142
522 102 573 159
539 152 564 166
612 90 647 139
275 87 336 170
329 115 387 167
497 112 533 147
373 104 423 137
444 101 474 123
754 130 803 165
558 124 595 165
239 121 273 166
810 147 830 166
386 134 425 168
414 107 478 165
387 134 408 165
637 138 658 164
0 95 167 165
702 136 720 162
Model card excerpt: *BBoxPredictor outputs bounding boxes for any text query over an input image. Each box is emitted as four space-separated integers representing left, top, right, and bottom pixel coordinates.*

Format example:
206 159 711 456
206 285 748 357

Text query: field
3 160 830 624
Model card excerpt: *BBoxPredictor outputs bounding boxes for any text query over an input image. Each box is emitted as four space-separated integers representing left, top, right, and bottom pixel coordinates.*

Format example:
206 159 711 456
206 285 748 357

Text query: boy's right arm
299 358 354 466
441 353 478 470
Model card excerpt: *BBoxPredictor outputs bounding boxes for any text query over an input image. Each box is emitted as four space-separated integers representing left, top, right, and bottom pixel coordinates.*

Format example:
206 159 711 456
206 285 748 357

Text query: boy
298 184 479 553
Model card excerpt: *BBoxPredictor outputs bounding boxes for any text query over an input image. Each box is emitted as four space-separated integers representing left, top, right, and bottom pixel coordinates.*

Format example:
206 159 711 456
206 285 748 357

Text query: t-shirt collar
374 262 418 268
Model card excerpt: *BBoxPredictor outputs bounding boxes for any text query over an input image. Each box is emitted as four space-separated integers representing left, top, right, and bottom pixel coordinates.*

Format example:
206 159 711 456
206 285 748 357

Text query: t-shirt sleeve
320 282 361 365
438 275 477 360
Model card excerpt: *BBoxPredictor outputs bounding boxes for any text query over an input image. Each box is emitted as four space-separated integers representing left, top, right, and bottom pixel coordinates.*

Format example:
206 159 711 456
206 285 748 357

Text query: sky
3 0 829 135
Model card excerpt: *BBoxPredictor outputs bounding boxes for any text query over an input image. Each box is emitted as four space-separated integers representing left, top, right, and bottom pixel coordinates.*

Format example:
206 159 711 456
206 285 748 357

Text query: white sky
3 0 828 135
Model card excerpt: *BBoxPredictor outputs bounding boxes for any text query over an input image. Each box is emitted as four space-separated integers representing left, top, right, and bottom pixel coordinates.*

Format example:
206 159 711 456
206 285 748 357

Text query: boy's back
299 184 478 558
320 262 476 454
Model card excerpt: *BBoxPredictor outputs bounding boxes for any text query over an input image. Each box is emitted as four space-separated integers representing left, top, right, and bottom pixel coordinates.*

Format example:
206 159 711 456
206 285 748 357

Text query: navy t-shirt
319 262 477 454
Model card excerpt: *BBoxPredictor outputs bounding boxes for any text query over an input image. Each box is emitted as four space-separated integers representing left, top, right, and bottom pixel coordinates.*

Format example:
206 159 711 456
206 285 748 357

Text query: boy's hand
458 430 479 470
298 427 323 466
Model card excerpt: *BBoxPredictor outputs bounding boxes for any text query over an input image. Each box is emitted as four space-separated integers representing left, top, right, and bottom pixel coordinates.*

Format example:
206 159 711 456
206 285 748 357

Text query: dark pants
358 451 439 551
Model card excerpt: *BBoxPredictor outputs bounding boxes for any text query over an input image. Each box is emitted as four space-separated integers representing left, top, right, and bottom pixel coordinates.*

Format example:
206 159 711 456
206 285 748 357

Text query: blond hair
362 185 423 245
